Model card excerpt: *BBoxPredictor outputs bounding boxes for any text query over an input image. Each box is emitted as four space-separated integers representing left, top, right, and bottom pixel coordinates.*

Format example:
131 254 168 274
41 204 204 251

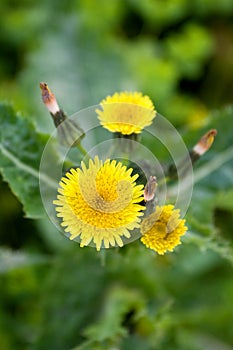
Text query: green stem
99 249 106 266
76 142 89 157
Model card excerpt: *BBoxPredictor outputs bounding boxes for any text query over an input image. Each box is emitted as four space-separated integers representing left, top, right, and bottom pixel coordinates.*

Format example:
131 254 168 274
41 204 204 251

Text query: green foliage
185 107 233 230
0 247 48 273
164 23 213 78
0 103 57 218
20 245 233 350
0 1 233 349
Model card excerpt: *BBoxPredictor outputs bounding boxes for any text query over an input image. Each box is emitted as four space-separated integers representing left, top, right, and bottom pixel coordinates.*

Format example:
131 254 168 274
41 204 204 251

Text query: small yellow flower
54 156 145 251
96 91 156 135
140 205 187 255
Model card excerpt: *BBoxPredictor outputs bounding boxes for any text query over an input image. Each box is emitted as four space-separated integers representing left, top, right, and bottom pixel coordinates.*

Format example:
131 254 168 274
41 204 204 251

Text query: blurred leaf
33 248 107 350
165 23 214 78
0 257 47 349
83 286 145 343
19 24 128 133
0 247 48 273
130 0 189 29
185 107 233 211
0 102 57 218
121 39 179 102
177 106 233 261
192 0 233 16
35 219 72 253
185 232 233 264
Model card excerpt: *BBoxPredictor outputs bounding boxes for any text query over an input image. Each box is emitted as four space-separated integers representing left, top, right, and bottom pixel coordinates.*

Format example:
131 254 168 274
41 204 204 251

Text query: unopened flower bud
191 129 217 162
144 176 157 202
40 82 60 115
40 82 85 147
168 129 217 178
193 129 217 156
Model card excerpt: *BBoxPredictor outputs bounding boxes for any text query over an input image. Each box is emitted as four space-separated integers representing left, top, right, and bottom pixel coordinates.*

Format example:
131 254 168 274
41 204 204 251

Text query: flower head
140 205 187 255
54 156 145 250
96 91 156 135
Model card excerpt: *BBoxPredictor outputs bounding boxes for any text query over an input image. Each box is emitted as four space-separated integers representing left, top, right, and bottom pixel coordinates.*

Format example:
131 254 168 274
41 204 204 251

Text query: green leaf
185 232 233 265
186 107 233 210
0 102 57 218
179 107 233 261
165 23 214 78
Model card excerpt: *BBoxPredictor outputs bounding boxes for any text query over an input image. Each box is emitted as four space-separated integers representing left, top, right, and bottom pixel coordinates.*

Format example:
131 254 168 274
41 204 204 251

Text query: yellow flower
140 205 187 255
96 91 156 135
54 156 145 251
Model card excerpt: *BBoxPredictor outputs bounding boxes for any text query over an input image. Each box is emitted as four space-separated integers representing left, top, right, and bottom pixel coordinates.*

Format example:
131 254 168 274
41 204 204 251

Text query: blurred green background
0 1 233 349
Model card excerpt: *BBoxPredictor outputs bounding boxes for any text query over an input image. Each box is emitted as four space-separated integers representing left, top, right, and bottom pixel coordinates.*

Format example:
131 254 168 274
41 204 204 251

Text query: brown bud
40 82 85 147
144 176 157 202
40 82 60 115
192 129 217 157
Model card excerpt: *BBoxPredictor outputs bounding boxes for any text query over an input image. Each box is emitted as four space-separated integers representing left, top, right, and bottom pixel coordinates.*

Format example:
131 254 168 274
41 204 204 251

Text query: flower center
153 222 167 238
77 162 135 214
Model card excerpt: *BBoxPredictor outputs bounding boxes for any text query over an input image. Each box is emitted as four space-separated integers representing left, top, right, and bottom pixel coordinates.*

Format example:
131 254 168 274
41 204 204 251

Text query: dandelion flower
141 205 187 255
96 91 156 135
54 156 145 250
